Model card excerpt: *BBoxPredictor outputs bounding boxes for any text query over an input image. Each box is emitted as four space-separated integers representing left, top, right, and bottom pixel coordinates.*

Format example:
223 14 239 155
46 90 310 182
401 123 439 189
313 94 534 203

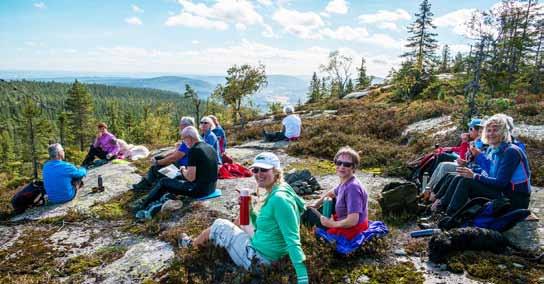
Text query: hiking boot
132 179 151 192
178 233 193 248
135 209 151 221
130 198 147 213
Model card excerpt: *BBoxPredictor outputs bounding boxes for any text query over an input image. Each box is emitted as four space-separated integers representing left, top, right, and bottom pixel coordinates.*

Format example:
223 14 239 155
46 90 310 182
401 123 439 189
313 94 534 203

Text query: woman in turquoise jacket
182 152 309 284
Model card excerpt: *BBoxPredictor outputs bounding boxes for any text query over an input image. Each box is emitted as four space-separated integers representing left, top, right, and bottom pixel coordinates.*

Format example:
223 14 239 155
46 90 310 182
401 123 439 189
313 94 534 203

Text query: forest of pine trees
0 80 200 184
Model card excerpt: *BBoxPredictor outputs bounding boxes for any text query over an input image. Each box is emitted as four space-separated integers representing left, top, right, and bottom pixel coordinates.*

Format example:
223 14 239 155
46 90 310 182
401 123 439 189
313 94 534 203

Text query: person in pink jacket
81 122 119 167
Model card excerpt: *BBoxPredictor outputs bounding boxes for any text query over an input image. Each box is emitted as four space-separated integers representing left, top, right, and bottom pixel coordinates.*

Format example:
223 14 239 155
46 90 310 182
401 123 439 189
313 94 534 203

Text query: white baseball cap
250 152 281 170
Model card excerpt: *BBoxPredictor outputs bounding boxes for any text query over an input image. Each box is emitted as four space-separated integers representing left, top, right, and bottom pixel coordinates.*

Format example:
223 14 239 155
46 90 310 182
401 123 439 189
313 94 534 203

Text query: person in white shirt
263 106 301 142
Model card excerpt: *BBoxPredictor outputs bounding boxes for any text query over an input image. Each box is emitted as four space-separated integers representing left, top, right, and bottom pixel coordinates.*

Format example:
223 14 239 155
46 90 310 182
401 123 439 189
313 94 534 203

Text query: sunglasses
200 121 209 124
251 167 271 174
334 160 354 168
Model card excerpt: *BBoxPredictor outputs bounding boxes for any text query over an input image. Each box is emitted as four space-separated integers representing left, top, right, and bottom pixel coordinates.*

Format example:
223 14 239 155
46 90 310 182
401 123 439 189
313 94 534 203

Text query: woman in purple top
81 122 119 167
306 146 369 240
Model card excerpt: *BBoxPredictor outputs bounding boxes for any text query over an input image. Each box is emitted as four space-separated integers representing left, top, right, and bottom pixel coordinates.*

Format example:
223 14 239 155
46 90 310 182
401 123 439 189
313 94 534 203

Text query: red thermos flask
239 189 251 225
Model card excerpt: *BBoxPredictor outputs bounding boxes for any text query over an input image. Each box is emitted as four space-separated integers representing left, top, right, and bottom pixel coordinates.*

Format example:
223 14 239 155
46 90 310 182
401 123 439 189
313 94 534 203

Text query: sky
0 0 502 78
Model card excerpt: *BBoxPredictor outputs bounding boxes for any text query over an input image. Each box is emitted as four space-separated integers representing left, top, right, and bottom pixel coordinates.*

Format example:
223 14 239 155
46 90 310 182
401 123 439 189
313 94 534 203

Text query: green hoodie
250 182 308 283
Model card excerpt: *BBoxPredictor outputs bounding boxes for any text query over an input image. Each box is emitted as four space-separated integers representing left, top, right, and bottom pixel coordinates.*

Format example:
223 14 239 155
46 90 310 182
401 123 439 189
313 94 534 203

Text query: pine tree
307 72 321 103
402 0 438 73
452 52 465 73
355 57 372 90
184 84 201 122
65 80 94 151
439 44 450 73
346 79 354 94
320 78 328 99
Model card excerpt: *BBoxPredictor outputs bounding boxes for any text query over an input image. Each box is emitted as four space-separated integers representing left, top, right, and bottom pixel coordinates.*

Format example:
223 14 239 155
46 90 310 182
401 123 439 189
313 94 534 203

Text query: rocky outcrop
514 124 544 141
11 163 141 222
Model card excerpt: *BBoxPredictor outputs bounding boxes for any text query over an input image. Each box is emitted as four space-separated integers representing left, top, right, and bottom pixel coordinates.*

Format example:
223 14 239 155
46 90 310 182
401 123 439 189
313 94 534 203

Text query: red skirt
326 215 369 240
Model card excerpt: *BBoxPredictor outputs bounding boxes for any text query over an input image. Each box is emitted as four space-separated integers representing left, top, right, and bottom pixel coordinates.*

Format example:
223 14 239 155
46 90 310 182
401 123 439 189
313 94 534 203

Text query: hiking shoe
132 180 151 192
130 199 147 213
135 209 151 221
178 233 193 248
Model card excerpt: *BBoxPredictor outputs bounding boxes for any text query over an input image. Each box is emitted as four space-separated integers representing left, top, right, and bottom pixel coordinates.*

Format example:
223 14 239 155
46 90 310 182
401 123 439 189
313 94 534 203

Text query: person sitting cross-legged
132 116 195 191
263 106 301 142
134 126 218 213
178 152 309 284
302 146 369 240
43 143 87 204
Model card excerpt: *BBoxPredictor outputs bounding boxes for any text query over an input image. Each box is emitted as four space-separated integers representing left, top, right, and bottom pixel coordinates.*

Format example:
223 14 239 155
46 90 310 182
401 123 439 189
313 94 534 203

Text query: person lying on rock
179 152 309 284
132 116 194 191
262 105 301 142
199 116 222 164
302 146 369 240
436 114 531 216
43 143 87 204
81 122 119 167
135 126 218 210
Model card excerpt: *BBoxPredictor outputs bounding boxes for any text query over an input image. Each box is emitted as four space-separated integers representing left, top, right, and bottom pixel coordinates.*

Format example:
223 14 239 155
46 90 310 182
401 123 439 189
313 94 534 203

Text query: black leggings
263 131 287 142
143 177 215 206
82 145 110 166
446 177 502 216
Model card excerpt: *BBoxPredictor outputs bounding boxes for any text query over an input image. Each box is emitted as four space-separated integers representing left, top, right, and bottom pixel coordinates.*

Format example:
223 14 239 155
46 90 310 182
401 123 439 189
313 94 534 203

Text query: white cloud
320 26 368 41
191 40 200 44
165 12 228 30
257 0 272 6
261 24 277 38
132 4 144 13
33 2 46 9
434 9 476 36
272 8 324 39
125 17 143 25
447 44 471 54
167 0 265 32
377 22 399 31
325 0 348 15
236 23 247 31
358 9 410 24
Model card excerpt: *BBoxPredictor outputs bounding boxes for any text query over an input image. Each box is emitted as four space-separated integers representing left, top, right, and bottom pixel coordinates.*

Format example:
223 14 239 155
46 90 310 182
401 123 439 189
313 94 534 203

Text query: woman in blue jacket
445 114 531 216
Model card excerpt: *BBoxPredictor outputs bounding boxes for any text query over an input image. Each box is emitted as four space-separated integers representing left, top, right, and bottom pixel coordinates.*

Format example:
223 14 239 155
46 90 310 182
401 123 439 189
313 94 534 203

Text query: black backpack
11 180 46 214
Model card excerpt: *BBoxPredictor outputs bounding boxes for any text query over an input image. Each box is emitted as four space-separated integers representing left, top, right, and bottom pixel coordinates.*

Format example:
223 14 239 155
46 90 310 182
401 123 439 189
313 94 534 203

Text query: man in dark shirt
137 126 218 208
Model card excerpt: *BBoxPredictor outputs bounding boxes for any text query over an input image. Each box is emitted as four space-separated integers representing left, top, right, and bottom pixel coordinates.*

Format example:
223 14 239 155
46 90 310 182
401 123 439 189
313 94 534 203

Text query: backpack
11 180 46 214
438 197 530 232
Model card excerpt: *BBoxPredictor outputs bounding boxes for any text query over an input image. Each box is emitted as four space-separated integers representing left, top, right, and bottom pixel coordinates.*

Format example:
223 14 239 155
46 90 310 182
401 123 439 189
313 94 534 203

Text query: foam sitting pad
111 159 130 164
315 221 389 255
196 189 222 201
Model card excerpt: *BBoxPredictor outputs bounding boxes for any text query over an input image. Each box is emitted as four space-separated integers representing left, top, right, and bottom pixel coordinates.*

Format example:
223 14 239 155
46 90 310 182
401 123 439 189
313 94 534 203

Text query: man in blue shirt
132 116 195 191
43 143 87 204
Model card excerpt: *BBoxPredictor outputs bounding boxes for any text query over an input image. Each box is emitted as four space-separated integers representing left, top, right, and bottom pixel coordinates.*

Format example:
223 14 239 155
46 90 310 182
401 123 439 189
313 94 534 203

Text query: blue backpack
439 197 530 232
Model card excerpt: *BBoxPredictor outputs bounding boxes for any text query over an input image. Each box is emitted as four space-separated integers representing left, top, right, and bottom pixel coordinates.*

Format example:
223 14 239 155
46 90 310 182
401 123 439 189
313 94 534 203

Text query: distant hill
0 70 384 110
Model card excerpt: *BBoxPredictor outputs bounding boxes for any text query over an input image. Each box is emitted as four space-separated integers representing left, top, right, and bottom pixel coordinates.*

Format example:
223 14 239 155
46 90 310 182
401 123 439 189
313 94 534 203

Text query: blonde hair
200 116 216 130
334 146 361 168
481 114 512 144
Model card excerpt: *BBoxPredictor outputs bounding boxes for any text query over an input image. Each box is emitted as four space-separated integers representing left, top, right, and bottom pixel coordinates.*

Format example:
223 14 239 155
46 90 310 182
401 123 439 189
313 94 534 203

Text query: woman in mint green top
187 152 309 284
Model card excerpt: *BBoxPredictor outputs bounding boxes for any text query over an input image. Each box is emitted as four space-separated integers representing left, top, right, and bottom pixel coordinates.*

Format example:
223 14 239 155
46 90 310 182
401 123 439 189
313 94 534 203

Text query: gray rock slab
515 124 544 141
235 140 290 150
11 163 141 222
402 115 454 137
344 91 371 99
0 225 22 250
96 239 174 283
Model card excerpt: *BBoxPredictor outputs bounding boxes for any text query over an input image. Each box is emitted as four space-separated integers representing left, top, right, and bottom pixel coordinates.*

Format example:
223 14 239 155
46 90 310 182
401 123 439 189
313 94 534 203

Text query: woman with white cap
180 152 309 284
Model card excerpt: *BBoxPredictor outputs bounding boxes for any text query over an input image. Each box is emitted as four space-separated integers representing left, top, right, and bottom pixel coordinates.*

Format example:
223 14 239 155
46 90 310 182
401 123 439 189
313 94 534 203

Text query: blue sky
0 0 500 77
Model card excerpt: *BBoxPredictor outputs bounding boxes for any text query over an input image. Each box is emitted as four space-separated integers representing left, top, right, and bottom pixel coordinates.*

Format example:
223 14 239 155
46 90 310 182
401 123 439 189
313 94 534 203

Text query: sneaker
135 209 151 221
132 180 151 192
178 233 193 248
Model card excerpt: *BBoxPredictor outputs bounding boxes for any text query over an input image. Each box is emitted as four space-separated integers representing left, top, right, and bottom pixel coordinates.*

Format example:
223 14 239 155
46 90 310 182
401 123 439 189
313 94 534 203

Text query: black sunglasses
334 160 354 168
200 121 209 124
251 167 271 174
